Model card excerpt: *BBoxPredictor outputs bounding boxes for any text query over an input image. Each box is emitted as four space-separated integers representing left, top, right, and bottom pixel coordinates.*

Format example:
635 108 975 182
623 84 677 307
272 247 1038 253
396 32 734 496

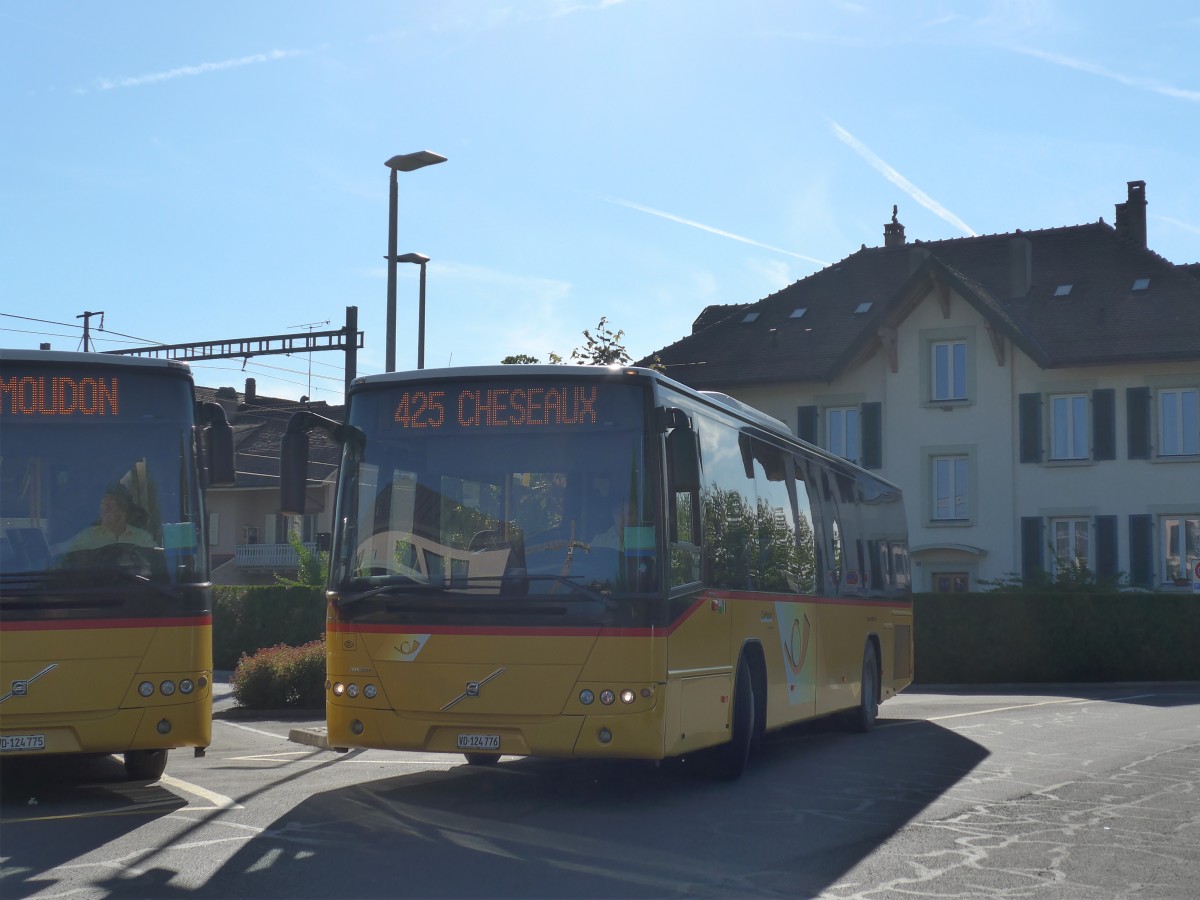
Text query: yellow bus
282 365 912 778
0 349 234 780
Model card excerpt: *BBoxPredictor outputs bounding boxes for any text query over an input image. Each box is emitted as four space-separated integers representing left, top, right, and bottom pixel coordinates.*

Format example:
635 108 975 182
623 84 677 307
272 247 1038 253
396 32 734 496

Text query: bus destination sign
393 384 603 430
0 375 120 417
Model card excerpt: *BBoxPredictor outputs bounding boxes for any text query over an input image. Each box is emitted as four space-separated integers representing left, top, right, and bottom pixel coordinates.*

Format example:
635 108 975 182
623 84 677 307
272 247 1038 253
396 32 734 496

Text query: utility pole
77 310 104 352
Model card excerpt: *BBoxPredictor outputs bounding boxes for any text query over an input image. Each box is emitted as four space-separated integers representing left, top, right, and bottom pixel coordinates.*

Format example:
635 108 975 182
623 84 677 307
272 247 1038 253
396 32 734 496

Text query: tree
274 531 328 588
570 317 631 366
500 354 540 365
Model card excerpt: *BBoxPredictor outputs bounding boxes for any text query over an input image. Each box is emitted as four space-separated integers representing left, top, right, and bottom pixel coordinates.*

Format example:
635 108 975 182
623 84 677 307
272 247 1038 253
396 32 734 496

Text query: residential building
640 181 1200 592
197 379 341 585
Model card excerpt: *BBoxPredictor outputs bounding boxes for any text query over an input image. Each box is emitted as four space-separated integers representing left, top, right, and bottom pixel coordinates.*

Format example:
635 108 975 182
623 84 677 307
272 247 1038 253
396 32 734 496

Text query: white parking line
159 773 242 809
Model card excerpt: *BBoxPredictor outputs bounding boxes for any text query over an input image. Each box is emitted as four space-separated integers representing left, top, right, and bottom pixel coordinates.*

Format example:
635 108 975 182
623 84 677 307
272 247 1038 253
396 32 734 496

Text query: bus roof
0 348 193 377
347 364 899 490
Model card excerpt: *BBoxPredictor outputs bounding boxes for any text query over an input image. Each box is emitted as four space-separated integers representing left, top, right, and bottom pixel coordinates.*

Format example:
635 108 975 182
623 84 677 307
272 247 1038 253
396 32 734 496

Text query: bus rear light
160 680 176 696
619 689 636 705
138 681 154 698
156 719 172 735
180 679 195 695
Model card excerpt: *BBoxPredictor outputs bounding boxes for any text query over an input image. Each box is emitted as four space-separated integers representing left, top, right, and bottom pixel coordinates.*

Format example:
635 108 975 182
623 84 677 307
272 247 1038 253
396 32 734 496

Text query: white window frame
1050 393 1089 460
932 455 969 521
1159 388 1199 457
1161 515 1200 586
931 340 967 402
1052 517 1090 573
826 406 860 465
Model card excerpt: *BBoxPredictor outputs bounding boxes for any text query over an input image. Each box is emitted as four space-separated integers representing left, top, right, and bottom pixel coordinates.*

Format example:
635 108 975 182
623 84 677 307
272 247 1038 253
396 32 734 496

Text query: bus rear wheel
846 643 879 733
124 749 168 781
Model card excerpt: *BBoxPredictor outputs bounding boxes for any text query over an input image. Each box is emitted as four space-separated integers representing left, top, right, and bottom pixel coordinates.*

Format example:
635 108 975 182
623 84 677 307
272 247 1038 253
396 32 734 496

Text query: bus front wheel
124 749 168 781
700 656 755 780
464 753 501 767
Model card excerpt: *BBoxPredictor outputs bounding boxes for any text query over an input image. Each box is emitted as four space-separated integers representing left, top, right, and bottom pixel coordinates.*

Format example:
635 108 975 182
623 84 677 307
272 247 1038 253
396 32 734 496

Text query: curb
287 726 332 750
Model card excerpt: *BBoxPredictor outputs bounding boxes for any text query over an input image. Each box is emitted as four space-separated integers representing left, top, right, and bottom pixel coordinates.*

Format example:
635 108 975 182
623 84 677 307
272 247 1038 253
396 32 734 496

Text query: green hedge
213 585 326 670
914 591 1200 684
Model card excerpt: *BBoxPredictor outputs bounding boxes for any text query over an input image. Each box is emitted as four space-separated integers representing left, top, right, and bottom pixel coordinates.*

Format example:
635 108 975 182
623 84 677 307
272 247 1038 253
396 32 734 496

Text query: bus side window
666 422 701 587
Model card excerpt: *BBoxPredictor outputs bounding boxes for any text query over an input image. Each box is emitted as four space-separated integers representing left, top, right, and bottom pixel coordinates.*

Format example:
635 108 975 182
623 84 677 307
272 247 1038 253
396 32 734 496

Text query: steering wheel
63 543 164 579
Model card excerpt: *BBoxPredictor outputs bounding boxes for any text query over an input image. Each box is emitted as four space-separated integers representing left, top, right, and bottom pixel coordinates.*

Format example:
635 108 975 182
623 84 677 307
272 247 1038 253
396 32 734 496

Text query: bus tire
847 642 879 733
703 656 755 780
464 753 501 767
124 749 168 781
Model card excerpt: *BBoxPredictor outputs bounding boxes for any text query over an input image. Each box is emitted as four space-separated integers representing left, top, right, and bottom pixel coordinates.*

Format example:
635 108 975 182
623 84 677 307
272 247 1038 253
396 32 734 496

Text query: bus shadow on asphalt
200 719 987 899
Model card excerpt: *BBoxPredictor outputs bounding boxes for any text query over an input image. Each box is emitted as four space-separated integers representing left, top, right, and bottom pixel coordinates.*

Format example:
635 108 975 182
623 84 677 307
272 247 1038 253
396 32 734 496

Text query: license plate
457 733 500 751
1 734 46 752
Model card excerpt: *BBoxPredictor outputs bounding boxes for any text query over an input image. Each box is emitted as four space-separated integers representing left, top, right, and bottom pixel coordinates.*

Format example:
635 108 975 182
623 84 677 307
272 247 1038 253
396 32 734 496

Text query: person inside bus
590 499 631 550
64 484 156 552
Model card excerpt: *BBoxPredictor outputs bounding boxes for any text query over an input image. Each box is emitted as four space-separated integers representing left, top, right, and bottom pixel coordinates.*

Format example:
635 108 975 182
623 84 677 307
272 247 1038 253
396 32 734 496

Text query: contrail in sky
1009 46 1200 103
85 49 302 92
603 196 828 265
828 120 977 237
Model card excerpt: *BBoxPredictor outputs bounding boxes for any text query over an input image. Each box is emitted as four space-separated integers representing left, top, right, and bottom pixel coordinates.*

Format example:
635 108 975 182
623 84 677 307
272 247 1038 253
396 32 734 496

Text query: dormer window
1054 284 1073 297
741 312 760 323
1132 278 1151 291
789 308 807 319
854 302 873 314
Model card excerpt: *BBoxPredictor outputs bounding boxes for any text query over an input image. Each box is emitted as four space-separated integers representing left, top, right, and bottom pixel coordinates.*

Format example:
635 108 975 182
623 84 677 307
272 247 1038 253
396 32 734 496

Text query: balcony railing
234 542 315 569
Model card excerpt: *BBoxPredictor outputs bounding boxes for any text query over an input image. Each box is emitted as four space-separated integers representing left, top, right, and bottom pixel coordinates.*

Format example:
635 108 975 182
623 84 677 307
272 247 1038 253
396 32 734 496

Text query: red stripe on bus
0 615 212 632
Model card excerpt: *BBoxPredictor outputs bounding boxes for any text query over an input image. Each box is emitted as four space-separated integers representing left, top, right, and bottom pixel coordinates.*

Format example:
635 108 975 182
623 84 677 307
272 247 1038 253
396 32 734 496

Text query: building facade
641 182 1200 593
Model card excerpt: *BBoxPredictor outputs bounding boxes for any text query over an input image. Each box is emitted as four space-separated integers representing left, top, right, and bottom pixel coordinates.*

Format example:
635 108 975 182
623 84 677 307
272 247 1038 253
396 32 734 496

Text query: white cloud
83 49 303 93
828 120 977 237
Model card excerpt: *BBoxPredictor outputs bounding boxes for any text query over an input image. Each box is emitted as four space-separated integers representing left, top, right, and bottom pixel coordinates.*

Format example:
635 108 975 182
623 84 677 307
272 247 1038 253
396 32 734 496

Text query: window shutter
1127 387 1151 459
1094 515 1118 580
797 405 818 444
1092 389 1115 461
1128 514 1154 587
860 402 882 469
1020 516 1043 581
1019 393 1042 463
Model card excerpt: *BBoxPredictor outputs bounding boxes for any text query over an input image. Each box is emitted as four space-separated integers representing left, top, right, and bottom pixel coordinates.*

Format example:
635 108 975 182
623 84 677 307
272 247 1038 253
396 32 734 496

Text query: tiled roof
639 214 1200 388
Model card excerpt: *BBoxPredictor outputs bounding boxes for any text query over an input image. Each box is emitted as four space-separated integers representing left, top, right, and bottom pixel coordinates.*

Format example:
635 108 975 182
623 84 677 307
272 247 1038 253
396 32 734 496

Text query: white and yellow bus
282 365 912 778
0 349 233 780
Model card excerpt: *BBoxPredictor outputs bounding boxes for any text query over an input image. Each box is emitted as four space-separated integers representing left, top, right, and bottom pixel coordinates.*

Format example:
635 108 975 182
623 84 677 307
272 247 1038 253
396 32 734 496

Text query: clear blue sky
3 1 1197 402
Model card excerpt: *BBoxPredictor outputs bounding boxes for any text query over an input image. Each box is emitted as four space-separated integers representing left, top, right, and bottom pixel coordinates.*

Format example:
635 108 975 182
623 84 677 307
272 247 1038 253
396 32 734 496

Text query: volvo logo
0 664 58 704
442 667 506 711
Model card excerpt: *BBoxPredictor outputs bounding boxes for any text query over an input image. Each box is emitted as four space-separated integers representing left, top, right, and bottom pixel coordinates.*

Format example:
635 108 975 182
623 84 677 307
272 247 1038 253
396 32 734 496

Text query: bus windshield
0 372 206 592
331 378 657 604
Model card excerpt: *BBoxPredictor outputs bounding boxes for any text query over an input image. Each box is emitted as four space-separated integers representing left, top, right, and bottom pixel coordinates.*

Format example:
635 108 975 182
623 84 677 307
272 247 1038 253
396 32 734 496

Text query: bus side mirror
280 428 309 516
207 416 235 486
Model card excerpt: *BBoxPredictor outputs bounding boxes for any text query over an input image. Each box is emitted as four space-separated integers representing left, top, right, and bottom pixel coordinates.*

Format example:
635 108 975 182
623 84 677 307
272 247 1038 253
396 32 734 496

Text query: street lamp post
384 151 446 372
393 253 431 368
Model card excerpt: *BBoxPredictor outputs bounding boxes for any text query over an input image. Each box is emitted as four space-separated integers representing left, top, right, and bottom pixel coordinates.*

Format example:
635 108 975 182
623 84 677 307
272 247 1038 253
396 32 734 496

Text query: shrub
213 585 325 670
230 638 326 710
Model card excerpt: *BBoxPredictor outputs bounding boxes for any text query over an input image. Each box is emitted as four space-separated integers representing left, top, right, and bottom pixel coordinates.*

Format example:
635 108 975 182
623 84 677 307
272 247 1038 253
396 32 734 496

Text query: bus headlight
179 679 195 694
619 689 636 705
347 684 360 699
332 682 346 697
600 690 615 706
579 689 595 705
138 681 154 698
160 680 176 696
363 684 377 699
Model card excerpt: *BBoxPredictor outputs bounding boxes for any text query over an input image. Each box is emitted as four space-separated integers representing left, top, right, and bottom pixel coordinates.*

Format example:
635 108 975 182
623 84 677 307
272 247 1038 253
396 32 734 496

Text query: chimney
884 205 906 248
245 377 257 405
1114 180 1147 249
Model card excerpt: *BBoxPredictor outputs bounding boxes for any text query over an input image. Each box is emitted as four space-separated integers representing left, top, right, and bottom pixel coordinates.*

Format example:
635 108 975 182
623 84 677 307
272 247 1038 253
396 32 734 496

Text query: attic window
1054 284 1073 297
789 308 808 319
741 312 760 323
854 302 873 314
1131 278 1151 291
